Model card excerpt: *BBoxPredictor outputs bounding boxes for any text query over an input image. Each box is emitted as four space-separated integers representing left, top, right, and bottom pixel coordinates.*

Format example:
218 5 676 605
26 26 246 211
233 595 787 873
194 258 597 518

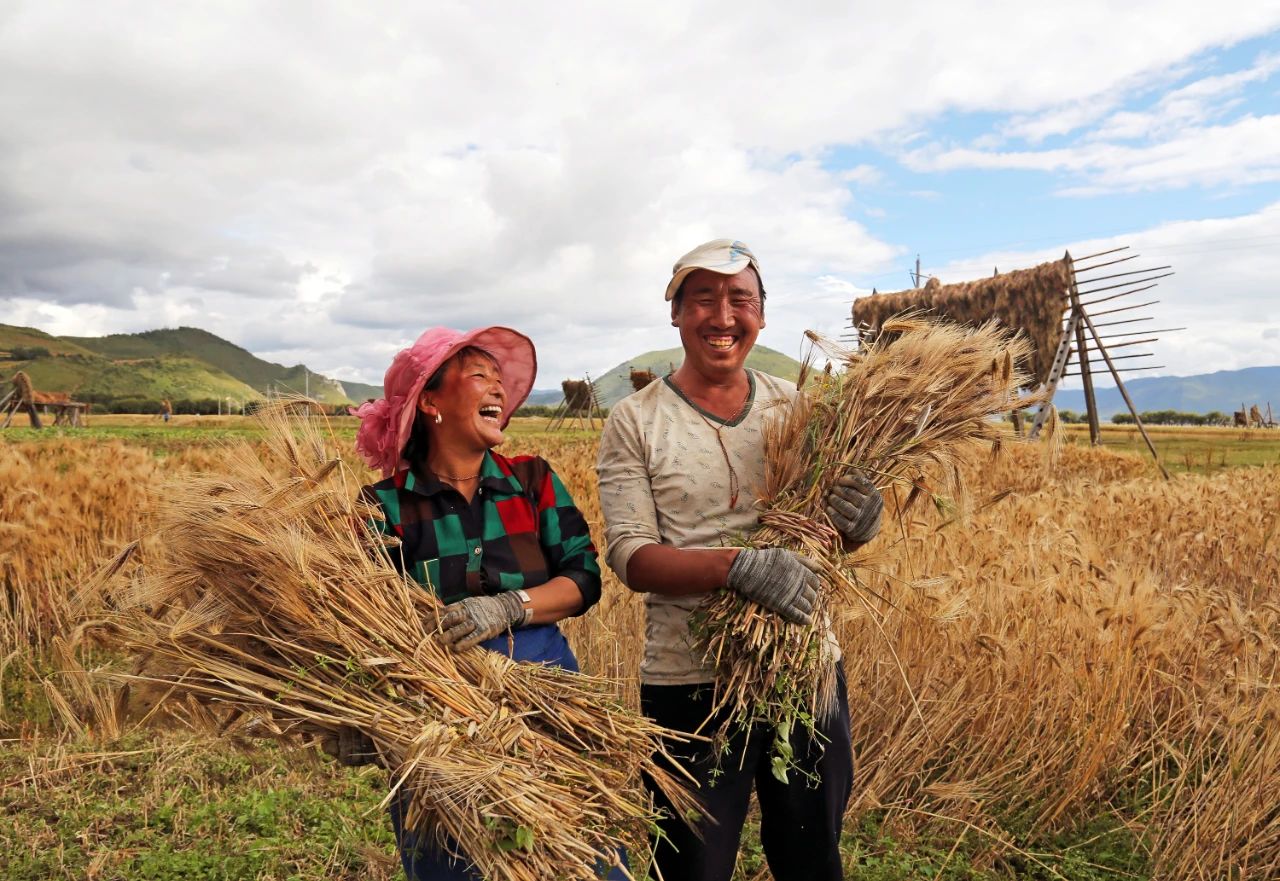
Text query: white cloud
922 201 1280 385
1089 52 1280 141
999 98 1124 144
905 114 1280 194
904 51 1280 194
838 165 882 186
1 2 1279 384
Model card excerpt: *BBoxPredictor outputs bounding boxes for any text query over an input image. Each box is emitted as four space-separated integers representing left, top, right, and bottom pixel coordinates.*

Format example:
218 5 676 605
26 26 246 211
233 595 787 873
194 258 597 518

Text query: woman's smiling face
419 349 507 452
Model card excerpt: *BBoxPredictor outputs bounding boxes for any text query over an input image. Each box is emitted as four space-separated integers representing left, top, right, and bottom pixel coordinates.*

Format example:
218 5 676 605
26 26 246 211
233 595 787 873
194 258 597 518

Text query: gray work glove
319 726 380 767
726 548 821 625
824 471 883 545
439 591 527 651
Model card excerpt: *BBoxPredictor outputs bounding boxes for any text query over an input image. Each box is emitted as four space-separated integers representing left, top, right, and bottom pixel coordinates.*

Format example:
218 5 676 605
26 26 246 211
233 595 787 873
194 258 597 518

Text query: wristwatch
514 589 533 626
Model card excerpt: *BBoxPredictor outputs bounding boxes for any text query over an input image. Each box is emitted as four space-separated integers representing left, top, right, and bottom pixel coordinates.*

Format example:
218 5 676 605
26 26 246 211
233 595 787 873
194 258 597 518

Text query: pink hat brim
356 325 537 477
391 326 536 448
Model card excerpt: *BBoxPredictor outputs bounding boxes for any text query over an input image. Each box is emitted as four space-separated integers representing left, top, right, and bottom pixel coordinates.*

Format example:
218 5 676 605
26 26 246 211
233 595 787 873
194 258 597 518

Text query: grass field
2 420 1278 880
11 413 1278 470
1062 423 1280 473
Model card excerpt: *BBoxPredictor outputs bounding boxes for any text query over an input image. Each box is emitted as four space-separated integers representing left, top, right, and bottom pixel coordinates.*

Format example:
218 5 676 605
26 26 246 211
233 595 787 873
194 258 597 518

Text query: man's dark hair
401 345 498 468
671 265 767 313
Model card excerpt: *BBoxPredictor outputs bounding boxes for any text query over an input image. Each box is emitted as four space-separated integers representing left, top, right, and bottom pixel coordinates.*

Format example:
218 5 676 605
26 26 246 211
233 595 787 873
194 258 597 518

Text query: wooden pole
1067 252 1101 445
1028 298 1081 439
1079 309 1170 480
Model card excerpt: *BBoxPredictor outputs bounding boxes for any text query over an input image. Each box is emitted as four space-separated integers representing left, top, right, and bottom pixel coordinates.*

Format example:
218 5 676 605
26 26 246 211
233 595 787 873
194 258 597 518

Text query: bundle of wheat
100 402 696 881
694 316 1039 773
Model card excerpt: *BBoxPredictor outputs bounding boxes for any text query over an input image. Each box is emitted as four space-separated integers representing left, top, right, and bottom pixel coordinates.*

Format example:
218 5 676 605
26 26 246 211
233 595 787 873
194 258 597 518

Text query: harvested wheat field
1 421 1278 880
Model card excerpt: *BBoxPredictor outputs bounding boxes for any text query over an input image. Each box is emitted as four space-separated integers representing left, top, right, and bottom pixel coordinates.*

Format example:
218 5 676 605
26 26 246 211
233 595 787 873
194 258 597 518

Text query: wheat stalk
694 316 1040 774
98 401 698 881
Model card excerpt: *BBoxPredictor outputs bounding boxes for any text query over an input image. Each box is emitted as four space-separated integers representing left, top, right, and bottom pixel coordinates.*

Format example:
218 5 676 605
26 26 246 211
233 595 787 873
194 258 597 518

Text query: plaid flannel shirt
359 451 602 610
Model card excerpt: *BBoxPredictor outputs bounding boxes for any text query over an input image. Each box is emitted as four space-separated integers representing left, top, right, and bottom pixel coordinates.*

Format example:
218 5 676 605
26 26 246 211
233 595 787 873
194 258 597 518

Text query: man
596 239 883 881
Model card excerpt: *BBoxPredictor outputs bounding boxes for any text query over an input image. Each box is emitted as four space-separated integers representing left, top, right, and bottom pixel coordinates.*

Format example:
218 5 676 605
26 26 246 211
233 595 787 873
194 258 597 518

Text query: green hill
588 344 804 407
65 326 353 405
341 378 383 402
1 323 373 408
1 341 261 407
0 325 98 358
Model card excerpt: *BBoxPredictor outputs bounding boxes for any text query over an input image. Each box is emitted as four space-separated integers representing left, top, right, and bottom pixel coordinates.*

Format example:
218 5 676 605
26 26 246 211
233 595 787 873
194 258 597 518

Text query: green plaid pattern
360 451 602 609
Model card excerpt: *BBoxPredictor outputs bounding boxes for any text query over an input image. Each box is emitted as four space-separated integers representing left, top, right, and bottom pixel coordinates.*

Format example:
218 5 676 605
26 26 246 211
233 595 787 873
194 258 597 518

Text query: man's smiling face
671 267 765 382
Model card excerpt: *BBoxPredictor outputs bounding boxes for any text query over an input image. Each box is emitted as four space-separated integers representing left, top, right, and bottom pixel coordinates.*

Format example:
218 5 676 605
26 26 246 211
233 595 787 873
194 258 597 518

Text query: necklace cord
669 377 751 508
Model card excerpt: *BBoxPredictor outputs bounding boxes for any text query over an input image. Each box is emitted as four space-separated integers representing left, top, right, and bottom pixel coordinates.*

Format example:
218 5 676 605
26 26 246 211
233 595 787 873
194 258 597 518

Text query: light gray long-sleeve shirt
596 370 799 685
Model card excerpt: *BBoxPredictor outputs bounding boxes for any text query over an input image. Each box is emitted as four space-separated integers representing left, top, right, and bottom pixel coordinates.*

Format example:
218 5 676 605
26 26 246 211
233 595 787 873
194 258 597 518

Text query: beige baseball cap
664 238 761 301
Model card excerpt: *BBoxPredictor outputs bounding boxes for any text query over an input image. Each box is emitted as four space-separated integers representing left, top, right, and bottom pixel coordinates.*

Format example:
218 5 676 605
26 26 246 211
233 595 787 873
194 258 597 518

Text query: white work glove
824 471 883 544
726 548 821 625
439 592 527 651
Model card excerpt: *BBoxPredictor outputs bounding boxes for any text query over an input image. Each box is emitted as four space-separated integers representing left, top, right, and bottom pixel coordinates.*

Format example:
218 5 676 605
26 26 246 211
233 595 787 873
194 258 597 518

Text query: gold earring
434 413 442 425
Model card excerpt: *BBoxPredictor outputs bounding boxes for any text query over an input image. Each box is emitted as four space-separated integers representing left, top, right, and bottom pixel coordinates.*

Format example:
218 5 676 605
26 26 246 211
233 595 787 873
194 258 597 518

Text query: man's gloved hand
726 548 821 625
824 471 883 545
319 726 380 767
439 591 527 651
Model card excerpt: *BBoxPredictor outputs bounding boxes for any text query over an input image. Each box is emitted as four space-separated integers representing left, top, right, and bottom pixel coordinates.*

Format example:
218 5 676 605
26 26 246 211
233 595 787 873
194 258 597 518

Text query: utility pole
304 367 309 399
914 254 921 288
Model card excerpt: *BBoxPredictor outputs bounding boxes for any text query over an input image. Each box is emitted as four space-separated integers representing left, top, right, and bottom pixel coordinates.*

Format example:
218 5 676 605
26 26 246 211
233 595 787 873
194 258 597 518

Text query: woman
345 326 618 880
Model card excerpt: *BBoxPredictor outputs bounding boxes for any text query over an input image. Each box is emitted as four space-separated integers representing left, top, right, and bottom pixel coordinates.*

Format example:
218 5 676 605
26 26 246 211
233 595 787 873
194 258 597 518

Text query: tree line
48 396 603 419
1054 409 1234 427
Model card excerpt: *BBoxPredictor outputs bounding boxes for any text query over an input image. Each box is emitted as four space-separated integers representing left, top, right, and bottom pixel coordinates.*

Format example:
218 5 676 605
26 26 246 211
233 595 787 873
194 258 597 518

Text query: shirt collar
399 451 519 498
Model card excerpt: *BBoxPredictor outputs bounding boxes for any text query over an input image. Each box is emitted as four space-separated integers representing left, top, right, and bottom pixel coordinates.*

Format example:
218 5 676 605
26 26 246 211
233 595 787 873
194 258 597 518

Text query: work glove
319 725 380 767
439 591 527 651
726 548 821 626
824 471 883 545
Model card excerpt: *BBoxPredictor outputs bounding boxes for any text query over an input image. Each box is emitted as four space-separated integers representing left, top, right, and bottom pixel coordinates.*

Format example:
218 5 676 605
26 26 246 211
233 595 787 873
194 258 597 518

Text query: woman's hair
401 345 499 468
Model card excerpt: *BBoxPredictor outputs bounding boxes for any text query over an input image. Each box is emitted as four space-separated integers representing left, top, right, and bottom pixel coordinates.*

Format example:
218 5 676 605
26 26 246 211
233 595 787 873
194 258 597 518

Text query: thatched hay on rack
629 370 658 393
97 401 697 881
561 380 596 415
852 259 1072 385
694 317 1039 775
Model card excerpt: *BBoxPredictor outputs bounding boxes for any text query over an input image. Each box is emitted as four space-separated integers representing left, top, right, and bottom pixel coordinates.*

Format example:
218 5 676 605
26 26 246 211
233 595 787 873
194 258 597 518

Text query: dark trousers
641 666 853 881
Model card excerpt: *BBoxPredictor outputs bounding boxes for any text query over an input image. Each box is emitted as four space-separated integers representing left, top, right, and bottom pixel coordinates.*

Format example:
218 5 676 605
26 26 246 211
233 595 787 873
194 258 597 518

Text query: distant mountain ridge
8 321 1267 418
1052 366 1280 417
585 344 804 407
0 324 377 407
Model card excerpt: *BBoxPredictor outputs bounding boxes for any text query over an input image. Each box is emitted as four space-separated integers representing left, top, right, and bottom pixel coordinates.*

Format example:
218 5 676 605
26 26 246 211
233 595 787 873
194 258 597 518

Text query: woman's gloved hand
439 591 527 651
824 471 883 545
726 548 821 625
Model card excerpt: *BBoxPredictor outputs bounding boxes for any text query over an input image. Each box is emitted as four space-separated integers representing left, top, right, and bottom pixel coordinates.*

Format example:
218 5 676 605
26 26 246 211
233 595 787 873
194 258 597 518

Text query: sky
2 1 1279 393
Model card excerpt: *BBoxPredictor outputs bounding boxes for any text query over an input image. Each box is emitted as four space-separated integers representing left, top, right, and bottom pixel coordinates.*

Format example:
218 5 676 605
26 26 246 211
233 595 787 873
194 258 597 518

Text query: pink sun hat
351 326 537 477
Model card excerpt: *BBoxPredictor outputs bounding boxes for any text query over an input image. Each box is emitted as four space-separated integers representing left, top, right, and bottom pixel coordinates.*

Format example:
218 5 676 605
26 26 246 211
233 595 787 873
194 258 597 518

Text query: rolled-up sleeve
595 403 661 586
535 463 603 614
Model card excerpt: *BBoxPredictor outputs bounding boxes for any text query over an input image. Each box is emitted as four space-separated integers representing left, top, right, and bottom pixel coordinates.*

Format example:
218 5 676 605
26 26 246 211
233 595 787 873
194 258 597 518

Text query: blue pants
389 624 627 880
